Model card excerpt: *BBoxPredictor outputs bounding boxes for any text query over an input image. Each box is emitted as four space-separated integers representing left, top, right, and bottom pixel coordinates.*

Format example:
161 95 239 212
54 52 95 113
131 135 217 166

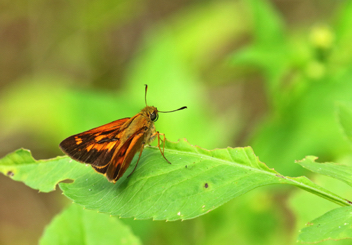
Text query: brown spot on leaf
7 171 14 177
204 183 209 188
306 222 313 226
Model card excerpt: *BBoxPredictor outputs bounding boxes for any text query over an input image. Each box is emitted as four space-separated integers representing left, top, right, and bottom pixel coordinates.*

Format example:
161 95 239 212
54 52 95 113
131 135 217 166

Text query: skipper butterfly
60 85 187 183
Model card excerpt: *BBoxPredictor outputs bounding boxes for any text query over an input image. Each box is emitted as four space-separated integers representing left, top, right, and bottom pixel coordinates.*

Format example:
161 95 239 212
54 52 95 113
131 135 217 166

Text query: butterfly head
141 106 159 122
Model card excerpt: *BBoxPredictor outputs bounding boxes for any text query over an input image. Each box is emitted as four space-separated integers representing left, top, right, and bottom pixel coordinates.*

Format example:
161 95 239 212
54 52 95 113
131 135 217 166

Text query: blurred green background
1 0 352 244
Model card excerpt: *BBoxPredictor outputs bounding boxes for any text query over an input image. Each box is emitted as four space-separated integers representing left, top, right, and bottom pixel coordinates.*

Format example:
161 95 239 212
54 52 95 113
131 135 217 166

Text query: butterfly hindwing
106 127 146 182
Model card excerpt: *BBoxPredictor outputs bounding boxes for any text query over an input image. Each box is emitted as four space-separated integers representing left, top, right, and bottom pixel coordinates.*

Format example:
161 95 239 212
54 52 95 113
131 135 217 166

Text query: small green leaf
337 103 352 144
297 156 352 188
298 206 352 243
39 204 141 245
0 139 349 221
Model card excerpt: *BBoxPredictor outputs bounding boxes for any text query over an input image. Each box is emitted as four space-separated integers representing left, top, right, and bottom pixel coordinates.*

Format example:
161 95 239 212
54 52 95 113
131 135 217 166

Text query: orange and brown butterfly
59 85 187 183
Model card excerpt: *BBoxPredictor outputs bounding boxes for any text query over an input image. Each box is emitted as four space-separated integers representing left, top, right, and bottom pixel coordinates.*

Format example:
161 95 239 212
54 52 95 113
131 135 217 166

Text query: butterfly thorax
139 106 158 144
118 106 157 147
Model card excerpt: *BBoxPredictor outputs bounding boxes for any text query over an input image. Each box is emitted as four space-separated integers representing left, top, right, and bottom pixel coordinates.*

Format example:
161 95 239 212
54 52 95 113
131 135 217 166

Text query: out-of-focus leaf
39 204 141 245
0 76 136 148
297 206 352 243
231 0 289 96
77 0 142 30
335 1 352 46
337 103 352 145
0 140 349 221
250 72 352 176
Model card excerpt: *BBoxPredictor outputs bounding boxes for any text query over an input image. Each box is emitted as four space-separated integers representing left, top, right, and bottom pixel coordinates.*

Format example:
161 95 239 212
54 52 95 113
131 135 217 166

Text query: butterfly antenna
158 106 187 113
144 84 148 106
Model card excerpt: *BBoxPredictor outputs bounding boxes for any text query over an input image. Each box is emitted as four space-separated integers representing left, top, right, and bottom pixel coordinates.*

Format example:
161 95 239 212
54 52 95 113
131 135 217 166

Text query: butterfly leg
156 132 171 164
127 143 145 178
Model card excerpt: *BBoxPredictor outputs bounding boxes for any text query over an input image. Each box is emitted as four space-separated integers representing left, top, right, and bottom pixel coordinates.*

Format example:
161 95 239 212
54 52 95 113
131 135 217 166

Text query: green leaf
297 206 352 243
39 203 141 245
0 148 87 193
0 139 349 221
297 156 352 188
337 103 352 144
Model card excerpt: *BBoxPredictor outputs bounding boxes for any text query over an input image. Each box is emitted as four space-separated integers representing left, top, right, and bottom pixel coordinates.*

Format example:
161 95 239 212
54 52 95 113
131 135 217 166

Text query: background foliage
1 0 352 244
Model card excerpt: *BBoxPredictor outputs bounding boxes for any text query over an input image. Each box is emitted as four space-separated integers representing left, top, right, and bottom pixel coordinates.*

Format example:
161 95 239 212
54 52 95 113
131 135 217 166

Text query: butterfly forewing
59 118 130 167
59 116 151 183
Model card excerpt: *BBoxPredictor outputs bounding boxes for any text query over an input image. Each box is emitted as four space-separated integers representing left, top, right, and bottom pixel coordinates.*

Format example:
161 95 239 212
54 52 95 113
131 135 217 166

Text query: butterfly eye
150 112 158 122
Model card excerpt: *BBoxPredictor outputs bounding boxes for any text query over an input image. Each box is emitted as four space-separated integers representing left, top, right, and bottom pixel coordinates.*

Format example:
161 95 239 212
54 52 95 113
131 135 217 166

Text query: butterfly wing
59 118 130 169
105 127 146 182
